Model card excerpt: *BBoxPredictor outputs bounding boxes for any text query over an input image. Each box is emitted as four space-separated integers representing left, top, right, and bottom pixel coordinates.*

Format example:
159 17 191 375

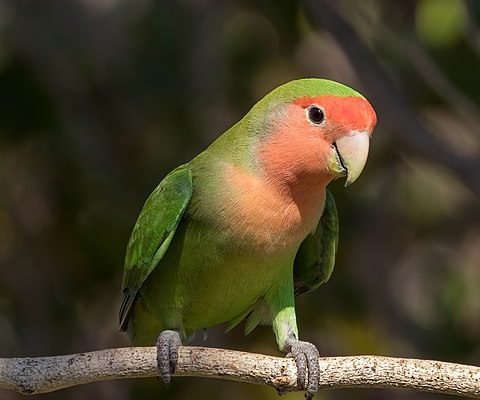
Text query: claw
286 338 320 400
156 330 182 385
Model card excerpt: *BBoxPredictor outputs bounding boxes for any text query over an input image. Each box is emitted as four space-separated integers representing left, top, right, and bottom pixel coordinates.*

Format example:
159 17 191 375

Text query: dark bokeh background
1 0 479 399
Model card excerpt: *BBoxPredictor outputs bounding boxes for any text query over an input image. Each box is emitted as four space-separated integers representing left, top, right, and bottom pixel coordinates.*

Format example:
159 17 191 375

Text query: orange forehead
294 95 377 133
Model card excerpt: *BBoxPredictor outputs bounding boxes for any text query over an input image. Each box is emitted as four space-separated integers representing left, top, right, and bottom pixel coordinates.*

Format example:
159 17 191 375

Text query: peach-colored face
258 95 377 186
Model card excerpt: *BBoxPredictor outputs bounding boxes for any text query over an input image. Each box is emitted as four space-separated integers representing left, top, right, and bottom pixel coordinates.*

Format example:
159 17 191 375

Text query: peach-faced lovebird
119 79 377 399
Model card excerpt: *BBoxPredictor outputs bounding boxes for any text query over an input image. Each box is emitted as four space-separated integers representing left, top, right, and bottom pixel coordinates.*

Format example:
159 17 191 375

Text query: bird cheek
321 124 342 143
305 138 334 175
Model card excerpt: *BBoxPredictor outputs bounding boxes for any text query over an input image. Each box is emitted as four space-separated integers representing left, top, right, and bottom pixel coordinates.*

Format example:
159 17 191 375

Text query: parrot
119 78 377 399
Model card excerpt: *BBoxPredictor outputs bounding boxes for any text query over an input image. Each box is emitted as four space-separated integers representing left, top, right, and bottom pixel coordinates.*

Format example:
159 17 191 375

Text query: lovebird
119 78 377 399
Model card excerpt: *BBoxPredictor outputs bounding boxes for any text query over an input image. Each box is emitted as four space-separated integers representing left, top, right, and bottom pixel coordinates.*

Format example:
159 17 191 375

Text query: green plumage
119 165 192 332
119 78 363 351
294 190 338 295
120 155 338 349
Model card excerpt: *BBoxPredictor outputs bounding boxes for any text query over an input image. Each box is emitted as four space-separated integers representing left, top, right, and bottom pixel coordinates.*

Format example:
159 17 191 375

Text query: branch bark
0 346 479 397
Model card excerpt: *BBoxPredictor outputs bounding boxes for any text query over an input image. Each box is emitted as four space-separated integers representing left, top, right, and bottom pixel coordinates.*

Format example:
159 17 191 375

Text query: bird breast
210 163 327 253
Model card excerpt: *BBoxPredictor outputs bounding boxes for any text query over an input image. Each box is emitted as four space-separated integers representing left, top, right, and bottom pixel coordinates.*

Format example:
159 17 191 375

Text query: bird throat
219 163 327 253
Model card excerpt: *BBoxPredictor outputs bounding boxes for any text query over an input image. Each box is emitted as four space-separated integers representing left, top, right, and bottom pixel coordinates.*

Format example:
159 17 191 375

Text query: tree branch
0 346 479 397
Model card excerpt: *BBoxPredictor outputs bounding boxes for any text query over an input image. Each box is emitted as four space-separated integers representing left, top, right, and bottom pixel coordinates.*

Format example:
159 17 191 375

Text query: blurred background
0 0 479 399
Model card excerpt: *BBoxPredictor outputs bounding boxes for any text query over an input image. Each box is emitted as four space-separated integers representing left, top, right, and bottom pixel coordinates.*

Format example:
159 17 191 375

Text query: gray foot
286 338 320 400
156 330 182 385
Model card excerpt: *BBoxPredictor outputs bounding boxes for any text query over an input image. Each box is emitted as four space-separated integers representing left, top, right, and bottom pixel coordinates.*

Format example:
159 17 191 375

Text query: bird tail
118 289 138 331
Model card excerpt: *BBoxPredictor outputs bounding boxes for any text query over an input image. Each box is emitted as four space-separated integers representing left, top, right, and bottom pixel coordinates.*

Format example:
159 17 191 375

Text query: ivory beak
334 131 370 187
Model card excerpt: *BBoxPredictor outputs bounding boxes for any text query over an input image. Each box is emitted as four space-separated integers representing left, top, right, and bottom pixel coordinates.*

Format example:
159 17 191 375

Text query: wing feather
293 190 339 296
119 164 192 330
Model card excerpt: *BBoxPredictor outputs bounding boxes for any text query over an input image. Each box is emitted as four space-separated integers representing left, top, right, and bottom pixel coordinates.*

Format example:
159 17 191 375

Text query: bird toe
286 339 320 399
156 330 182 385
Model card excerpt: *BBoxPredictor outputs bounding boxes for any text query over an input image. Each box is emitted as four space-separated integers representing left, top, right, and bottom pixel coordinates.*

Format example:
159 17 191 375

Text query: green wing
119 164 193 331
293 190 339 296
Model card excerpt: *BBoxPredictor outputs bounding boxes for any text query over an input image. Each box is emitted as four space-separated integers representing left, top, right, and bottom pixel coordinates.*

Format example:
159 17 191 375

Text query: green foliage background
0 0 479 399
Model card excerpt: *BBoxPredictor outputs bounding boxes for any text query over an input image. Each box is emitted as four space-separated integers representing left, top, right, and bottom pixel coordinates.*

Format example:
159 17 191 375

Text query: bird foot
156 330 182 385
285 338 320 400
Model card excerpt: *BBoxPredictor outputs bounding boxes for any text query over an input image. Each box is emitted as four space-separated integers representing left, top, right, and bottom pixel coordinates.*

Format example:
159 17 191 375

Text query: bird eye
307 105 325 125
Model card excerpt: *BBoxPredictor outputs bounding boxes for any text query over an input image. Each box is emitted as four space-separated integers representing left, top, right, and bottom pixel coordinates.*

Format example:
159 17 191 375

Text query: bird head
253 79 377 187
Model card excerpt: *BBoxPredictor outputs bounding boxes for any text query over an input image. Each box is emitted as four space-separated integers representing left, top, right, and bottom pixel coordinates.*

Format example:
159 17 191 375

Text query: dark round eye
307 105 325 125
